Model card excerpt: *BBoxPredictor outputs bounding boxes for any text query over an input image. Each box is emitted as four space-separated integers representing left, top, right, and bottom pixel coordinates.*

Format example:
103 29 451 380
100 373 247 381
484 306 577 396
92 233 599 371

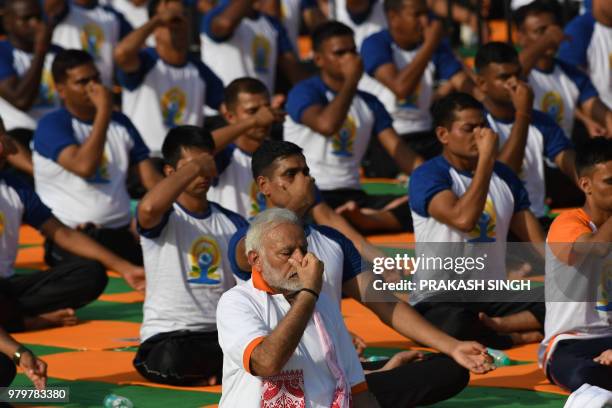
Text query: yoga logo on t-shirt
161 87 187 128
595 260 612 312
188 236 221 284
397 83 421 108
332 116 356 157
35 69 57 108
86 152 110 184
0 211 4 237
467 198 496 242
80 23 105 59
252 35 271 74
249 180 267 219
541 91 563 125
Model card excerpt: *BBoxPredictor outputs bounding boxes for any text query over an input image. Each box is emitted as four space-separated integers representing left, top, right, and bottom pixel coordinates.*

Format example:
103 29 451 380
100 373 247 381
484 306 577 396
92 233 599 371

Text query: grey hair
245 208 302 255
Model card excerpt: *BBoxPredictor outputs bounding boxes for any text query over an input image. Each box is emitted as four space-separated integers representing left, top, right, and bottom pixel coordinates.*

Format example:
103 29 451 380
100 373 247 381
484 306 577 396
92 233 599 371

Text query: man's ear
577 175 592 196
256 175 270 196
475 73 487 93
313 51 323 69
55 82 66 100
163 164 175 177
247 250 260 268
220 103 234 123
435 126 449 145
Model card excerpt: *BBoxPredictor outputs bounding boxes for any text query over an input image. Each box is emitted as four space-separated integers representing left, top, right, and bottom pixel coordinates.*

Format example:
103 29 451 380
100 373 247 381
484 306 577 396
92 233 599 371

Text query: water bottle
103 394 134 408
487 348 512 367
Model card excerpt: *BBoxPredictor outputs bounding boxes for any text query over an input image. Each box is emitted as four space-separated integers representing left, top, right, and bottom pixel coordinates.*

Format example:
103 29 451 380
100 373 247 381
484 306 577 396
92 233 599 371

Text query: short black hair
51 49 94 83
224 77 269 111
161 125 215 167
575 137 612 176
474 41 519 73
383 0 422 13
252 140 303 178
431 92 484 129
311 21 354 52
514 0 561 28
148 0 181 18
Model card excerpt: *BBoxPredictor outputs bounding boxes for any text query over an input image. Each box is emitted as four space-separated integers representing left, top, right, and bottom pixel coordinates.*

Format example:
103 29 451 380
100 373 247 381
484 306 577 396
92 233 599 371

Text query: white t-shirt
116 48 224 155
32 108 149 228
0 172 52 278
559 12 612 108
333 0 386 48
359 30 463 134
200 2 294 92
0 41 62 121
51 2 132 86
408 155 531 303
229 223 363 306
217 276 366 408
138 201 248 341
486 110 572 218
528 59 599 137
284 75 393 191
279 0 318 51
539 208 612 368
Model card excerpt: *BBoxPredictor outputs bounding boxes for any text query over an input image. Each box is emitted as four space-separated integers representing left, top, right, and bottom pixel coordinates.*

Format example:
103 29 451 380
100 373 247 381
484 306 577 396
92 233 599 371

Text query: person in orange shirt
542 136 612 391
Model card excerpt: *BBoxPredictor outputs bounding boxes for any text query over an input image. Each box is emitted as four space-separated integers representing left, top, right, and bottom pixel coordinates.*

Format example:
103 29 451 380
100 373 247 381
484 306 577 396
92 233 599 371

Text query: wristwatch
12 345 31 366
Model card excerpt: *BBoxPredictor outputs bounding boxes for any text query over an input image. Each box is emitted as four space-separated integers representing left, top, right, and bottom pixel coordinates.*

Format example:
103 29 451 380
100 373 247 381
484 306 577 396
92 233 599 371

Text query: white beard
261 257 304 292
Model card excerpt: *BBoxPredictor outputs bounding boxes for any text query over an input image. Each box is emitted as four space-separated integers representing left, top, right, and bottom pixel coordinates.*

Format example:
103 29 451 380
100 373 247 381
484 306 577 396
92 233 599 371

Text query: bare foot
510 330 544 345
479 312 504 332
335 200 359 215
24 308 77 330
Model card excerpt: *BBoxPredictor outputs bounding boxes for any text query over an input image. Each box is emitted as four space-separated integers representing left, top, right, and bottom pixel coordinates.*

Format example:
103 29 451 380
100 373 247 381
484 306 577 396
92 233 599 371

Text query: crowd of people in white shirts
0 0 610 406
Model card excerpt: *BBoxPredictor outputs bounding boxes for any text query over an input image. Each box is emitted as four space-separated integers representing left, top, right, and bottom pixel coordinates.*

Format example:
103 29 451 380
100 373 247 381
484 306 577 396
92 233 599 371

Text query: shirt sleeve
432 41 462 80
112 112 150 164
532 111 572 161
360 31 394 77
263 14 295 55
314 225 363 282
557 13 595 68
493 162 531 213
192 58 225 110
115 48 157 91
358 91 393 135
5 174 53 228
557 60 599 105
228 225 252 281
33 109 78 162
547 210 592 265
201 1 231 42
103 5 133 40
0 42 17 81
137 207 173 238
408 158 453 217
216 289 270 374
285 78 328 124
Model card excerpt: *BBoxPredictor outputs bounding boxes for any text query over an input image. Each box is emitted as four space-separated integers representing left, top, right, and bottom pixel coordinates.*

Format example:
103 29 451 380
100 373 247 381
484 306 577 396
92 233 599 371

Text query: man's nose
291 249 305 263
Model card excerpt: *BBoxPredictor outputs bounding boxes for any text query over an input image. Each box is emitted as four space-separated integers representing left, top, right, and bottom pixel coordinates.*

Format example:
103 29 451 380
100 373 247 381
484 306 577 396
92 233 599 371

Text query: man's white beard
261 257 304 292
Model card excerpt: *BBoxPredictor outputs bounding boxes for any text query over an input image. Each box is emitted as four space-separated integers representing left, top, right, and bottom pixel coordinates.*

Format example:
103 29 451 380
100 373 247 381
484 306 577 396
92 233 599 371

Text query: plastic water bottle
103 394 134 408
487 348 512 367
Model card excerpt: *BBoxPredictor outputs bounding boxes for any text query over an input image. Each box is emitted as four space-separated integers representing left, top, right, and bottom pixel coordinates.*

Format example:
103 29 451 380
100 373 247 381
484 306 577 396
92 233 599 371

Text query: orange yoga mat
469 363 568 396
13 321 140 350
367 232 415 245
41 351 222 394
19 225 44 245
99 291 145 303
342 299 418 349
14 246 45 270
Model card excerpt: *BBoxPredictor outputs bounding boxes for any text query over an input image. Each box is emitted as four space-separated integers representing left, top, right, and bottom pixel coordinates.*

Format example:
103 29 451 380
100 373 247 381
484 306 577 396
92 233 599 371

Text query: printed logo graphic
0 212 4 237
87 152 110 183
468 198 496 242
397 83 421 108
252 35 271 74
596 260 611 312
541 91 563 124
35 69 57 107
249 180 267 219
161 87 187 128
80 24 104 58
331 116 356 157
188 236 221 284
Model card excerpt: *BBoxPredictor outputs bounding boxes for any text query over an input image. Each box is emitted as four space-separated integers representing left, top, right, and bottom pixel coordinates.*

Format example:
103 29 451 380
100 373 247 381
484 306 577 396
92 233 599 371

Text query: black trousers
415 294 546 350
0 354 16 387
0 259 107 332
44 224 143 267
133 330 223 386
364 354 469 407
547 337 612 392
